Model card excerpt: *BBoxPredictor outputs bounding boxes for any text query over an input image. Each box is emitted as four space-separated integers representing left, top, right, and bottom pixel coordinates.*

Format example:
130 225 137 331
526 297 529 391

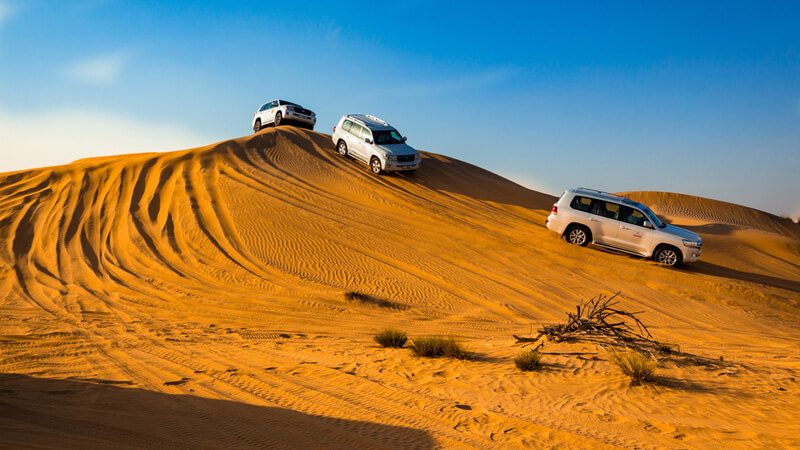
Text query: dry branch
515 292 658 350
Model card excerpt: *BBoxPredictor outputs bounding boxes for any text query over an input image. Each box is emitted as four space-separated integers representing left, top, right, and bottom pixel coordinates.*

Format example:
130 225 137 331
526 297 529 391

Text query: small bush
514 350 542 371
654 340 677 354
609 349 657 384
343 291 408 310
409 336 470 360
374 328 408 348
344 291 370 302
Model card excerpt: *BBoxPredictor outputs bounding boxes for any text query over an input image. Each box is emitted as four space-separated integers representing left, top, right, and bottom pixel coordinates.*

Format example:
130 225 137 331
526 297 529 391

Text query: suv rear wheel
565 225 590 247
337 140 348 156
654 246 681 267
370 157 383 175
253 119 261 133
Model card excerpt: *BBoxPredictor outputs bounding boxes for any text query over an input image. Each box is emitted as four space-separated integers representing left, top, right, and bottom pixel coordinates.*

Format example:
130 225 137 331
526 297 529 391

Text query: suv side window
570 196 594 213
620 206 647 227
594 201 620 220
350 124 363 138
342 120 353 132
259 103 269 112
361 127 373 142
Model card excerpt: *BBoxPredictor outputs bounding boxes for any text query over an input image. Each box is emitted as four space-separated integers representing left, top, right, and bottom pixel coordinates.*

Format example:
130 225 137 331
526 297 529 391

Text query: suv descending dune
546 188 703 267
252 99 316 132
331 114 421 175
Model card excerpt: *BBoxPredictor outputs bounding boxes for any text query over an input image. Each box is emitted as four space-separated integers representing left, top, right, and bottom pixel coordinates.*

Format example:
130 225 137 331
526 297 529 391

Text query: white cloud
0 1 11 56
0 105 215 173
63 51 132 84
0 1 10 26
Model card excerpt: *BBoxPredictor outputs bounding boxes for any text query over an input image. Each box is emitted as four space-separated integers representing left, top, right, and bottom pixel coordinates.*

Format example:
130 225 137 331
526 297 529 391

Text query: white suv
331 114 421 175
252 99 316 132
546 188 703 267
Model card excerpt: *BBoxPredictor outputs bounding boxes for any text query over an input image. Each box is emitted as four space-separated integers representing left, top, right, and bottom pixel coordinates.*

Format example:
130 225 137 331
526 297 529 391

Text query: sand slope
1 127 799 448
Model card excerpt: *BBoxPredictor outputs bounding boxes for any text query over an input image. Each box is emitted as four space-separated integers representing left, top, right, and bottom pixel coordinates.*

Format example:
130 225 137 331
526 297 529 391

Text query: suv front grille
397 155 415 163
294 108 312 116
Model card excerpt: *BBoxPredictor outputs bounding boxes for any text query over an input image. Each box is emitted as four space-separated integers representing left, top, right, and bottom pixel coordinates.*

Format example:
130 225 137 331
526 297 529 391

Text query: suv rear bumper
545 213 567 235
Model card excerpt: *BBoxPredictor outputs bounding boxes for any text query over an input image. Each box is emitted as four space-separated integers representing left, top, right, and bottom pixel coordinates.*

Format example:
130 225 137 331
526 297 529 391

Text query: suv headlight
682 239 702 248
383 153 397 161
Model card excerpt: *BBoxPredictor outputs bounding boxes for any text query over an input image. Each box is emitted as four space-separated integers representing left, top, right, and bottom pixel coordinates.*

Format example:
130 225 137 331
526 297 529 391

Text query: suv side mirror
365 138 373 144
402 137 407 142
643 221 653 229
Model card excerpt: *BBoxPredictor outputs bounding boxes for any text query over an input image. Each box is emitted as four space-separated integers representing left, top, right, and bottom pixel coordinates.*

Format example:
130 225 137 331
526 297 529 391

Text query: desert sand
1 127 799 448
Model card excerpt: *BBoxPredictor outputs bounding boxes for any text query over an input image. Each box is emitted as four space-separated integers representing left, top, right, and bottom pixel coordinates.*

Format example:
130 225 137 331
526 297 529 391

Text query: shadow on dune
0 373 436 450
685 261 800 294
410 153 557 211
280 128 556 211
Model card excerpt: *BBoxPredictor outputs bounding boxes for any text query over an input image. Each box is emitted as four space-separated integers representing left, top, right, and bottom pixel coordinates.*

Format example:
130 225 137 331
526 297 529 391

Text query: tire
274 112 282 127
565 225 590 247
337 140 348 157
253 119 261 133
654 246 682 267
370 157 383 175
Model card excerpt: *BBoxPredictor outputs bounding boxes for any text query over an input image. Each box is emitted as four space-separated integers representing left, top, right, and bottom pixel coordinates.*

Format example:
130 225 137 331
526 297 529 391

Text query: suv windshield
640 205 665 228
373 129 404 145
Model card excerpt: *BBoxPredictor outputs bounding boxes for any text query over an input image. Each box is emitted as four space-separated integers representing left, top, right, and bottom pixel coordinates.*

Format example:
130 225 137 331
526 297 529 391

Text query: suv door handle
589 218 598 222
620 226 630 230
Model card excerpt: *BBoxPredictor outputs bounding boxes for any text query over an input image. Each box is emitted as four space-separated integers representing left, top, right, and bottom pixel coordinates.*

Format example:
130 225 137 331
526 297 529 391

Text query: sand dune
1 127 799 448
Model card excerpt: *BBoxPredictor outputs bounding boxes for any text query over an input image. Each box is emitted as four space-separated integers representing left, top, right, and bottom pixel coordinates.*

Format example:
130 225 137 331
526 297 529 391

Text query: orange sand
1 127 799 448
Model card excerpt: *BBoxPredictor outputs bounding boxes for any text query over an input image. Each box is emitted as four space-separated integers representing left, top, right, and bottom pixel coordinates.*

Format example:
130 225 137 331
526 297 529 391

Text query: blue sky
1 1 798 218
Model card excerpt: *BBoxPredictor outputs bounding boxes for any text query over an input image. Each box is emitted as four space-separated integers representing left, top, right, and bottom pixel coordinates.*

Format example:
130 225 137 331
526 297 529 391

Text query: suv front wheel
654 246 681 267
370 157 383 175
565 225 590 247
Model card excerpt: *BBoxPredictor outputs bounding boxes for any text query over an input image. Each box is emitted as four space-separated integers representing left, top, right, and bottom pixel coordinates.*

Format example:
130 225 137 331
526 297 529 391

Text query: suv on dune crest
546 188 703 267
252 99 316 132
331 114 421 175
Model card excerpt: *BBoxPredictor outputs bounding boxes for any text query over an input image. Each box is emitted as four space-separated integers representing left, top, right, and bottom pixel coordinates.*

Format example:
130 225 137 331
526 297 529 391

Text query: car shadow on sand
0 373 436 449
685 261 800 294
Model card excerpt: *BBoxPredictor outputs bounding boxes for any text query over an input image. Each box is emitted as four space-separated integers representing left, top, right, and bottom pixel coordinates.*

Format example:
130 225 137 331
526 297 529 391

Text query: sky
0 1 798 219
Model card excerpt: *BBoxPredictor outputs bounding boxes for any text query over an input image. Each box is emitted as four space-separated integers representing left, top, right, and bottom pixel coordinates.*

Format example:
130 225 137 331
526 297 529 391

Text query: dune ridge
621 190 800 240
1 127 799 448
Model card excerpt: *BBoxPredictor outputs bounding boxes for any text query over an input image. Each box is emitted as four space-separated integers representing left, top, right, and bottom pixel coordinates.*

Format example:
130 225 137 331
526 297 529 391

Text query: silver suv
252 99 316 132
331 114 421 175
546 188 702 266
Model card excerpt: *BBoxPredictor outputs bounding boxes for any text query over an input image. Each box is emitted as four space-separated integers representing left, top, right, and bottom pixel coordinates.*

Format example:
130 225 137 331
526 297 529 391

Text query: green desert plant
409 336 470 360
374 328 408 348
609 349 657 384
514 350 542 371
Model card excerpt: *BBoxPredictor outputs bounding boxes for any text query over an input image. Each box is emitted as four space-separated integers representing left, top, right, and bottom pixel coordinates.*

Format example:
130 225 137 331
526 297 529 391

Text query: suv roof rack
575 187 625 198
364 114 388 125
346 114 392 129
574 188 644 206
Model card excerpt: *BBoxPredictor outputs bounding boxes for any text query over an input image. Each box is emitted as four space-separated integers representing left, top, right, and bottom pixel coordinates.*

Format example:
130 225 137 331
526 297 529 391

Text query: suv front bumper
384 160 421 172
682 246 702 263
284 111 316 126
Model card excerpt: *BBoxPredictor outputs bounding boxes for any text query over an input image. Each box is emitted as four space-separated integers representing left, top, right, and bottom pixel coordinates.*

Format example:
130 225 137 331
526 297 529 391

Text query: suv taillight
333 126 336 133
551 205 558 214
